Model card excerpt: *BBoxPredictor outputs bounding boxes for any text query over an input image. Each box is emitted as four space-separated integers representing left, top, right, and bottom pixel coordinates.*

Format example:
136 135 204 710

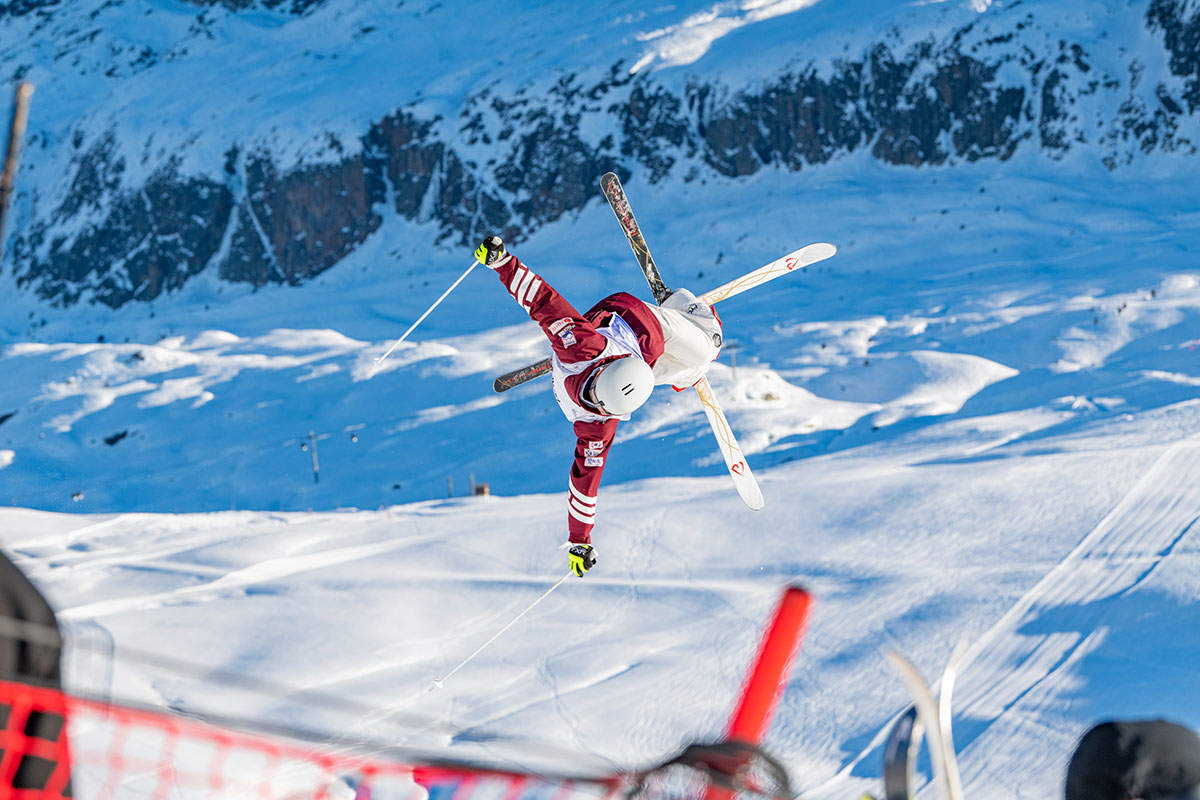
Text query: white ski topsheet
699 243 837 305
885 649 965 800
693 376 764 510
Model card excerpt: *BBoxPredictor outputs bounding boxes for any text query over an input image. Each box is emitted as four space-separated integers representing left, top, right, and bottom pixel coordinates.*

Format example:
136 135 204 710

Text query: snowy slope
2 0 1197 311
2 153 1200 798
2 155 1199 513
2 0 1200 798
5 396 1200 799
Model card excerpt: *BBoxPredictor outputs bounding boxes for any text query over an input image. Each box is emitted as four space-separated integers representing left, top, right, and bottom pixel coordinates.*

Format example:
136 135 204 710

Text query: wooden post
0 82 34 266
726 342 740 382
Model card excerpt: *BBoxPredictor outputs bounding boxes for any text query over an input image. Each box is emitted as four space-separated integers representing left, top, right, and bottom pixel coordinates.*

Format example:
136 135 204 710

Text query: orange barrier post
725 585 814 745
696 585 813 800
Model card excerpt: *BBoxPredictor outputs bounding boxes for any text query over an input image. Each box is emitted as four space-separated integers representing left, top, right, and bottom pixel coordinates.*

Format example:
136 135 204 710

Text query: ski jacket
646 289 723 390
493 256 668 543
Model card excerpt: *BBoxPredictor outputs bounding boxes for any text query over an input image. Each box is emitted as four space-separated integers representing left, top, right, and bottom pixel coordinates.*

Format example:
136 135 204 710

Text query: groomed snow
2 154 1200 799
3 1 1200 797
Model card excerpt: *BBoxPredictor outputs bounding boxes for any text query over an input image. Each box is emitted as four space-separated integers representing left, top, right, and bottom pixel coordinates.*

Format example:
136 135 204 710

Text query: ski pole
428 572 571 692
370 259 479 374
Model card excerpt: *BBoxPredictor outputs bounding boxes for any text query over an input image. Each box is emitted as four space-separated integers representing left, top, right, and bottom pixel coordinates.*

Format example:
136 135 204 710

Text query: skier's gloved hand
474 235 512 269
567 543 597 577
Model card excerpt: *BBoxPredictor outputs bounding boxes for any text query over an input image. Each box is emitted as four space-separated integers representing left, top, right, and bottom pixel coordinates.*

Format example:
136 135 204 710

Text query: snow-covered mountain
3 2 1200 799
2 0 1199 310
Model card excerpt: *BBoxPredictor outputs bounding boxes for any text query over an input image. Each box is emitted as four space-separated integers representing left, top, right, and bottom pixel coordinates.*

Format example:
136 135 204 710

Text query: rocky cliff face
5 1 1200 309
180 0 328 13
0 0 60 18
1150 0 1200 113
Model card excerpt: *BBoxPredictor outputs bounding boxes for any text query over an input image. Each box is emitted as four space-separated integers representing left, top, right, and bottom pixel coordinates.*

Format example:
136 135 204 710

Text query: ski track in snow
813 426 1200 800
950 433 1200 798
3 401 1199 797
55 535 420 621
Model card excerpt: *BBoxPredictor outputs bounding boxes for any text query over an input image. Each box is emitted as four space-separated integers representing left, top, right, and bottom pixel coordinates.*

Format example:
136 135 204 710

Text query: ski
882 706 924 800
693 375 764 510
936 643 966 800
493 242 836 393
698 242 836 305
599 171 764 511
494 357 551 393
599 171 672 305
884 648 966 800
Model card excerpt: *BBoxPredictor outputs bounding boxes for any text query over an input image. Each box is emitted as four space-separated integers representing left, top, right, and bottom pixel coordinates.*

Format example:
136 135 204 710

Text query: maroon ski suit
493 255 666 544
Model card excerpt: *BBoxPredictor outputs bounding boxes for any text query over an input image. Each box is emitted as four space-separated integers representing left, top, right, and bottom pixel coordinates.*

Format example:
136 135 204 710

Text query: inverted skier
475 235 723 578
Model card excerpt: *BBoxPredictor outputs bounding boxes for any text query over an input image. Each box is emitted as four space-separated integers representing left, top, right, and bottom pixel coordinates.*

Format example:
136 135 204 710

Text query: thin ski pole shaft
429 572 571 691
372 259 479 373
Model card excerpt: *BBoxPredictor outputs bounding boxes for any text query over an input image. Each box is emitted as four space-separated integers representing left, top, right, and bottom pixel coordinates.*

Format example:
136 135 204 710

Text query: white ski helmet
586 356 654 416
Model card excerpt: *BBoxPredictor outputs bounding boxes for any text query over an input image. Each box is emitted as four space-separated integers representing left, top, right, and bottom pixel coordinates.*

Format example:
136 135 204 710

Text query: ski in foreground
878 646 967 800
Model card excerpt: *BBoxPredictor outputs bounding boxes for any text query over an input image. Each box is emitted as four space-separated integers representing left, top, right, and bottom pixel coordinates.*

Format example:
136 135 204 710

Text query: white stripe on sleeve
568 500 596 524
521 277 542 310
569 482 597 507
513 270 535 309
508 266 527 295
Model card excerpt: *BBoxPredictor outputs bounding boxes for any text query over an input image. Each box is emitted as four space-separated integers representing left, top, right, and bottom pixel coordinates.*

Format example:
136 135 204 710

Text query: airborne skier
475 235 723 577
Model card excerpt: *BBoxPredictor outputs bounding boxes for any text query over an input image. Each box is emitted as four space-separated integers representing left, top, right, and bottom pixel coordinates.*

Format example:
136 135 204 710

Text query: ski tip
740 488 765 511
804 242 838 261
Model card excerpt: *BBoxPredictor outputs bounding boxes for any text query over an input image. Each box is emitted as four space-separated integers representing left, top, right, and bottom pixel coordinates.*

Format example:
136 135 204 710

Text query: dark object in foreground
1066 719 1200 800
629 741 792 800
1 548 73 796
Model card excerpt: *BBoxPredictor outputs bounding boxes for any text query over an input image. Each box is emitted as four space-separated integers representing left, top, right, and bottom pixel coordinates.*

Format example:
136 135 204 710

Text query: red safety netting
0 679 73 799
0 677 621 800
0 584 812 800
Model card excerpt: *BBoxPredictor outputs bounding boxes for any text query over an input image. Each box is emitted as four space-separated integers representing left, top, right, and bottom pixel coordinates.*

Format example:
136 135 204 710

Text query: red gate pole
725 584 814 745
700 585 813 800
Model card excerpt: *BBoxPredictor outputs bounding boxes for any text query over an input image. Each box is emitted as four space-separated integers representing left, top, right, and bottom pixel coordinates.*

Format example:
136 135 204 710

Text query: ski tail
599 172 672 305
882 706 924 800
494 357 552 393
693 377 763 510
884 647 967 800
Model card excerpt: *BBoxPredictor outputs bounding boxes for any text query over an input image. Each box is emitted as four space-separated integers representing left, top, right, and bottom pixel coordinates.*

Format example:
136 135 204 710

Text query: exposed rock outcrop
6 2 1200 308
